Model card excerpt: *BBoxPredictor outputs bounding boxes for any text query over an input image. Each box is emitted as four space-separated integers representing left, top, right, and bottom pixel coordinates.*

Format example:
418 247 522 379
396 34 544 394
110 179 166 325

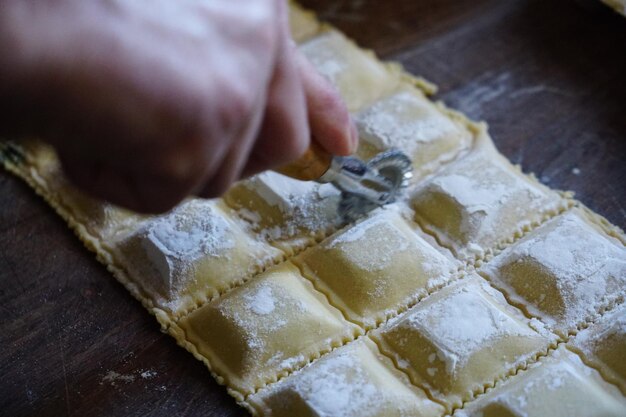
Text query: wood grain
1 1 625 416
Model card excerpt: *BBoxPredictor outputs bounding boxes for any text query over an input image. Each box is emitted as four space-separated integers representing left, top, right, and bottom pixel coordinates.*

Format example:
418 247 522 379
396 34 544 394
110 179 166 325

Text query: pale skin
0 0 357 213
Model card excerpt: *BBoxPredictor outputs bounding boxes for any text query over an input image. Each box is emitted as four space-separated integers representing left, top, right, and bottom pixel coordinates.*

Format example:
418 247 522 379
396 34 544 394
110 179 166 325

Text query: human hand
0 0 357 213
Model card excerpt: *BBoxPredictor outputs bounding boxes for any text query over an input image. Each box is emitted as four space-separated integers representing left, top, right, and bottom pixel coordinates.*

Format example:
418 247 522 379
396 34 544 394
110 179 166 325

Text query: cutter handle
275 140 332 181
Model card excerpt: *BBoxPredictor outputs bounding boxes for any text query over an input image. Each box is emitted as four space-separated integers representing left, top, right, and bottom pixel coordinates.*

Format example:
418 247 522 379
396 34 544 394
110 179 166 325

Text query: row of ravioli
248 300 626 417
5 4 625 416
22 120 580 320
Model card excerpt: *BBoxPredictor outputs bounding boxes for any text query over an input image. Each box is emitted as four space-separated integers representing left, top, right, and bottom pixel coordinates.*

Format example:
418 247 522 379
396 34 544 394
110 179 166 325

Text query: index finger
296 48 358 156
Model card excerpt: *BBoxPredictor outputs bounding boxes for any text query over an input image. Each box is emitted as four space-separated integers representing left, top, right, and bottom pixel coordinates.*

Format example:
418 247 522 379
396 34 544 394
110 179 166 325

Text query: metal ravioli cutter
276 141 413 222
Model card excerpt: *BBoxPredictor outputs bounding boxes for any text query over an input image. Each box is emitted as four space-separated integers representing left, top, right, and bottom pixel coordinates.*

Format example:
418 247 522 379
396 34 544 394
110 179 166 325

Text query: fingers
58 142 202 214
241 41 357 181
196 97 267 198
239 1 310 179
296 48 358 156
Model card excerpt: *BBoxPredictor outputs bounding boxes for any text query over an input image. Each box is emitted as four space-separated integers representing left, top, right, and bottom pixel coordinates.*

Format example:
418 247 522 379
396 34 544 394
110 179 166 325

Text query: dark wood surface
1 1 625 416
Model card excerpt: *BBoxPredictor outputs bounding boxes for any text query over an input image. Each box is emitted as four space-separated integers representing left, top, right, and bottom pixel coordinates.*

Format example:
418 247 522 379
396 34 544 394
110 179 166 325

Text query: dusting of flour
356 91 460 155
140 200 235 288
244 285 276 315
397 281 537 375
485 211 626 330
242 171 341 238
328 214 410 272
266 342 420 417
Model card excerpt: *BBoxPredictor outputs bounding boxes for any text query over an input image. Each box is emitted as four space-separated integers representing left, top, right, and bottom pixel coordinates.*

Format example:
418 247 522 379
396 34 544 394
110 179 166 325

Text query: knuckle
316 85 340 107
313 83 345 114
319 85 348 114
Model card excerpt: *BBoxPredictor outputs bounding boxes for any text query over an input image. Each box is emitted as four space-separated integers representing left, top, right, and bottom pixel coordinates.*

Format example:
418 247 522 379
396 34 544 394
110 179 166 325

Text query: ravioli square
355 87 472 180
568 304 626 394
224 172 342 254
114 199 283 314
455 347 626 417
372 276 552 409
294 209 458 328
247 338 444 417
299 30 400 111
480 209 626 337
178 262 361 395
410 139 563 259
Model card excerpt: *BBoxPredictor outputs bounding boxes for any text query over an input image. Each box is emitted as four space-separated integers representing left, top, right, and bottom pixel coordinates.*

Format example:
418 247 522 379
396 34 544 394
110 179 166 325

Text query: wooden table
2 1 624 416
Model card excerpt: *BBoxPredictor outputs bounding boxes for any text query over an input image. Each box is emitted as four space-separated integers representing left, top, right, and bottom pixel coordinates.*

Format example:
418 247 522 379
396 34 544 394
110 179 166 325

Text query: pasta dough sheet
2 2 625 416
